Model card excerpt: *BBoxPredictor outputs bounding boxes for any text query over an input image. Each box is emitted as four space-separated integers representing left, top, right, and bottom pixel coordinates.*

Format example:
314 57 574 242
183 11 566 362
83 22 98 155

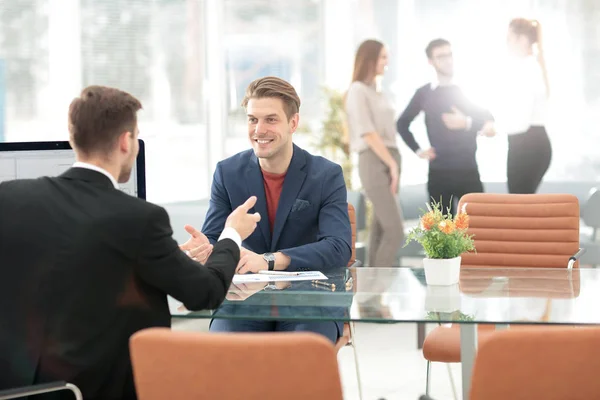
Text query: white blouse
492 56 548 135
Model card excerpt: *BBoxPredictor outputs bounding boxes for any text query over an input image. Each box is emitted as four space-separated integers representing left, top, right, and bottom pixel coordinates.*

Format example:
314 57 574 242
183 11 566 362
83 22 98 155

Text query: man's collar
430 77 454 90
72 162 119 189
250 144 306 174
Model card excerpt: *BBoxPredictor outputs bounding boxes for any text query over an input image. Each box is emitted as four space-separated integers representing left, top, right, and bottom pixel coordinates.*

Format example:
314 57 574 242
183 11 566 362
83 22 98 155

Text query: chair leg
417 323 426 349
349 322 363 400
425 360 432 395
445 363 458 400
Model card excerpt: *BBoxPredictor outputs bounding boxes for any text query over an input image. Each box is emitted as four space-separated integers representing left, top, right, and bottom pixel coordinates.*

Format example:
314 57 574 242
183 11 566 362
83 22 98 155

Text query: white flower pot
425 284 461 312
423 256 461 286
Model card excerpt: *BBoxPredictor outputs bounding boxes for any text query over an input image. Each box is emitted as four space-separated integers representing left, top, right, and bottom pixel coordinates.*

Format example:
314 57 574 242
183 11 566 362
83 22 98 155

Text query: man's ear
290 113 300 134
118 131 132 153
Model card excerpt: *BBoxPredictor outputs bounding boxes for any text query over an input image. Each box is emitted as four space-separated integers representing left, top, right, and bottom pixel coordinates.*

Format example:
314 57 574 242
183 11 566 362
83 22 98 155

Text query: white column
45 0 81 138
323 0 356 91
204 0 226 182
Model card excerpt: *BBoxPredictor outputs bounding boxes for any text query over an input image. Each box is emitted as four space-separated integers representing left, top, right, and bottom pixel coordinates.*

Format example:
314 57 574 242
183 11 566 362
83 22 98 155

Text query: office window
0 0 49 142
80 0 208 202
221 0 324 156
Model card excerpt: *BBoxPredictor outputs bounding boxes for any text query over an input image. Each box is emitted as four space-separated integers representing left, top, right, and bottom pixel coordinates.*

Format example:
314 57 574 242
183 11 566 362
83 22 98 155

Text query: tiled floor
172 319 463 400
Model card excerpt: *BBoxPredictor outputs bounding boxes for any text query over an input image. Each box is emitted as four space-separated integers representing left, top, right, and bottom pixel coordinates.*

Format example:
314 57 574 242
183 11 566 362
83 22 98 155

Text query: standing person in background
397 38 494 216
480 18 552 194
345 39 404 268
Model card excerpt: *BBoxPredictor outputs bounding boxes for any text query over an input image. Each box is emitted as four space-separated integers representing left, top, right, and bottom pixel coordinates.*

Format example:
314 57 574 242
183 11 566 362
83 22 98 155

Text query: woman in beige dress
345 39 404 268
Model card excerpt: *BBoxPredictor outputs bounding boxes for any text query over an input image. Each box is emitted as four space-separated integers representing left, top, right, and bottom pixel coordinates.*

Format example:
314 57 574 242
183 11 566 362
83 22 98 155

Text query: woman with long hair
345 39 404 267
484 18 552 193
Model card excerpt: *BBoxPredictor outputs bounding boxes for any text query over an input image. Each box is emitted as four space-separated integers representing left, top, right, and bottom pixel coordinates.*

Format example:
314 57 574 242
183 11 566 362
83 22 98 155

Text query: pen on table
312 280 336 290
257 271 301 276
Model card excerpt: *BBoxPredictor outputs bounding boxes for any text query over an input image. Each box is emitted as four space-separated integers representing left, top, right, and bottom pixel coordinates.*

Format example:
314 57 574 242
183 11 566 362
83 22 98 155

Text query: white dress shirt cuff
465 116 473 131
218 227 242 248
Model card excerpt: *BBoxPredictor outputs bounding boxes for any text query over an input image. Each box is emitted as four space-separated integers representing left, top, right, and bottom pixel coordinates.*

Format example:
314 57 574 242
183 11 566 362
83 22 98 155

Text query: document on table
232 271 328 284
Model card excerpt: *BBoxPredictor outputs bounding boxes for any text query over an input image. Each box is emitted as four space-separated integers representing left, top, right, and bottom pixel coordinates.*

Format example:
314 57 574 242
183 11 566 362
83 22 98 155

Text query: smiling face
246 97 298 167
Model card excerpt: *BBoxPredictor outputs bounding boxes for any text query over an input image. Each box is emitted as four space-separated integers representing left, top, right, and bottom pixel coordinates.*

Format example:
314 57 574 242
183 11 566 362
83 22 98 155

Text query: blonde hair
241 76 301 120
509 18 550 97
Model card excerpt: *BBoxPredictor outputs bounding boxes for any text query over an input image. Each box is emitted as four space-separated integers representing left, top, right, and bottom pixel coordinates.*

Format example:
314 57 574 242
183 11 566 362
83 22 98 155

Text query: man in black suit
0 85 261 400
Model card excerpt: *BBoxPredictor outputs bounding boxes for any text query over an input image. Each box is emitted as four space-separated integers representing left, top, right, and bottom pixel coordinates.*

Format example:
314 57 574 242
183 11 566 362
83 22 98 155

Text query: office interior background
0 0 598 205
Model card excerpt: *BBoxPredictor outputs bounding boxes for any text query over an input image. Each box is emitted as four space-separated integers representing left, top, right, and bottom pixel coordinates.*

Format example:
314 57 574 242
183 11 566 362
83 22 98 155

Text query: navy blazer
202 144 352 271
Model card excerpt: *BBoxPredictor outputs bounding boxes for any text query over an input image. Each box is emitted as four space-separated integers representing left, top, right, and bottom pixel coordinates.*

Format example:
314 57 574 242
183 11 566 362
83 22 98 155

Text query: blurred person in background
397 38 494 216
345 39 404 268
480 18 552 194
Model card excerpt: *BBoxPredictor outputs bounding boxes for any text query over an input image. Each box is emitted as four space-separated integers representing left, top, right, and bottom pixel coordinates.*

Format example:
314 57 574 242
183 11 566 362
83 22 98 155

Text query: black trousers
428 168 483 216
507 126 552 194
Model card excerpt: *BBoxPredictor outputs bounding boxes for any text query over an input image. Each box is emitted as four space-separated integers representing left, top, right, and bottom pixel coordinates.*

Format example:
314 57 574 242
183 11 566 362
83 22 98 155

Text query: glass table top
171 267 600 325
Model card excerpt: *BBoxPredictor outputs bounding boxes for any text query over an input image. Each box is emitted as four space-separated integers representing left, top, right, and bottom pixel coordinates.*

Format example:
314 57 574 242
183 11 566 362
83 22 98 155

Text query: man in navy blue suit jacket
183 76 352 342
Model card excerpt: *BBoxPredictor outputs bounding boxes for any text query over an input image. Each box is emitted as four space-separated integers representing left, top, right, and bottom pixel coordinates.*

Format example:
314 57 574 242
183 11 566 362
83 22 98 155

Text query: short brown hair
352 39 384 83
241 77 300 120
425 38 451 59
68 85 142 155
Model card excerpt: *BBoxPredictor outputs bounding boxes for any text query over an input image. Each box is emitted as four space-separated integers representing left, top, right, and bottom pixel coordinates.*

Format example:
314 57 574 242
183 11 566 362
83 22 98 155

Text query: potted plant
404 201 475 285
297 87 353 189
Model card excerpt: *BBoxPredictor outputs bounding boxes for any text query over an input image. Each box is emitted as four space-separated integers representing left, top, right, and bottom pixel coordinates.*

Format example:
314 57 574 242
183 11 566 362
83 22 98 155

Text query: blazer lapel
271 145 307 251
245 154 271 248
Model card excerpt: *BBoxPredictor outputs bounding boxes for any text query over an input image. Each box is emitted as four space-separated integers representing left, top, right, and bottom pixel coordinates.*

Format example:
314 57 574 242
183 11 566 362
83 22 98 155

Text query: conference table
171 266 600 400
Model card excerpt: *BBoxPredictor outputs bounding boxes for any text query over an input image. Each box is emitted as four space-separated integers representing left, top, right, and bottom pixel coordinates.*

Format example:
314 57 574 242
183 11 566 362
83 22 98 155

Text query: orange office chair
333 204 363 398
130 328 344 400
422 193 585 398
470 327 600 400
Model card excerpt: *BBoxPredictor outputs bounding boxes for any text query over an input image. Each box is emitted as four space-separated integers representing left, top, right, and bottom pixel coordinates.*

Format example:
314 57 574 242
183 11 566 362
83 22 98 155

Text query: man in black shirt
397 38 494 215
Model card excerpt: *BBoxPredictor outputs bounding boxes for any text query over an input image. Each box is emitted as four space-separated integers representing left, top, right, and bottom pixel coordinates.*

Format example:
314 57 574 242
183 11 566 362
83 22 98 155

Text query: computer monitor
0 139 146 199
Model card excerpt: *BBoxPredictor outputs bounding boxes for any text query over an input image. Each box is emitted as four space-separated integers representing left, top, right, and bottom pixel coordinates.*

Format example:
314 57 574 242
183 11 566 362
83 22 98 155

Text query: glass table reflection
171 266 599 399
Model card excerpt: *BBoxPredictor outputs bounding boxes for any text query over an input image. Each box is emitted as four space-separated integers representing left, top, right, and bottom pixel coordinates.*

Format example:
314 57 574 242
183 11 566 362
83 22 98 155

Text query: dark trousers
428 168 484 216
209 319 341 344
507 126 552 194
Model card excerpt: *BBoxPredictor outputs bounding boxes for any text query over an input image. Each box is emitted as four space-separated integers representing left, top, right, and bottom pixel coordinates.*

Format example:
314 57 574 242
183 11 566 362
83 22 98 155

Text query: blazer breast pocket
288 199 314 220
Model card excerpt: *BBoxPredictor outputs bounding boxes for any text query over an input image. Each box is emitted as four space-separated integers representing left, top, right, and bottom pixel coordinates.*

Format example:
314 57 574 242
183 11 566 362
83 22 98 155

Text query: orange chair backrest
348 203 356 267
130 328 344 400
458 193 580 268
470 327 600 400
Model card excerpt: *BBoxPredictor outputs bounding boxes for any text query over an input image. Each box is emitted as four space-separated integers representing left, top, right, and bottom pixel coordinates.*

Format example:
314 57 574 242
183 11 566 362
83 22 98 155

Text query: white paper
232 271 328 284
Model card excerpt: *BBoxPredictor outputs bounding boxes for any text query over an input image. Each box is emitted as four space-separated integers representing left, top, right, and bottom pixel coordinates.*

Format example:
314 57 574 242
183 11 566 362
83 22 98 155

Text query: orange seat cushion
423 325 498 363
422 324 548 363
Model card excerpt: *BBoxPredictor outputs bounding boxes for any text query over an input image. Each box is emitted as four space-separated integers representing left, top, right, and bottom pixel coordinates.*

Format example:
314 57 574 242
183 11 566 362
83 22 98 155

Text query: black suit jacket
0 168 239 400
